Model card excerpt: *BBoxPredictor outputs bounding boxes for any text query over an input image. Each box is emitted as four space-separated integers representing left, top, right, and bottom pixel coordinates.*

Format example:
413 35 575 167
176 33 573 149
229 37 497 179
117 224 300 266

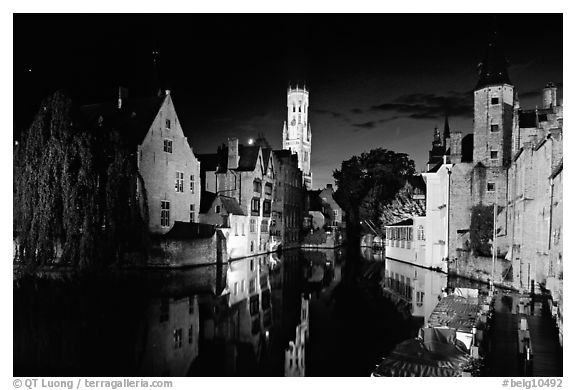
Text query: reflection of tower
282 85 312 189
284 295 309 377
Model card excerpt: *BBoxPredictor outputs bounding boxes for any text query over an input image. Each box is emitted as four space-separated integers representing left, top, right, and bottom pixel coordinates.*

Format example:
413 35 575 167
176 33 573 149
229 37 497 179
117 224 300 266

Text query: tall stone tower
472 28 515 207
283 85 312 189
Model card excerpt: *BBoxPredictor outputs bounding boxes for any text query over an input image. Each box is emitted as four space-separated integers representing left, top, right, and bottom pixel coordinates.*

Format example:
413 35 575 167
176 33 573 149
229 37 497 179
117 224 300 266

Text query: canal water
14 247 485 377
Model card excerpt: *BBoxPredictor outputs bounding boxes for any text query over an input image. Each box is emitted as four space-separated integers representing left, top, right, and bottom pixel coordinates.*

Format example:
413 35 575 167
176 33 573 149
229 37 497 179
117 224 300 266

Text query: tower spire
443 112 451 142
475 17 512 90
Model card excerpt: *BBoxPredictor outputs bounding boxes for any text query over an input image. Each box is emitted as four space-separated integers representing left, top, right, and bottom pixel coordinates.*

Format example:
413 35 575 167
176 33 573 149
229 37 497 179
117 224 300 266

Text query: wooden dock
486 293 562 377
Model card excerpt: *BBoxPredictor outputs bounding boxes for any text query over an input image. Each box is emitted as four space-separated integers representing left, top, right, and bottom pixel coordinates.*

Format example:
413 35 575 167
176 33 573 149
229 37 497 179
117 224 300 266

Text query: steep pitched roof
475 28 512 90
387 218 414 227
307 190 323 212
461 134 474 162
81 95 166 146
200 191 217 214
196 153 224 173
162 221 216 239
237 145 261 171
519 110 549 128
262 148 272 171
550 159 563 179
220 196 246 216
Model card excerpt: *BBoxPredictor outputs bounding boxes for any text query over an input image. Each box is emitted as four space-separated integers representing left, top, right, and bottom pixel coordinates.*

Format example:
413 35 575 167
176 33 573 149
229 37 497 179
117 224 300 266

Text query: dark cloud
350 108 363 114
371 90 473 120
518 90 541 100
313 108 350 122
352 121 377 129
351 117 401 132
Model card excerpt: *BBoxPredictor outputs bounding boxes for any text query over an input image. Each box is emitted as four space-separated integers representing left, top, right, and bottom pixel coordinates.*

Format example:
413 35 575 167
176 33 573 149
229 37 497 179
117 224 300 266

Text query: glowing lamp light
248 138 254 145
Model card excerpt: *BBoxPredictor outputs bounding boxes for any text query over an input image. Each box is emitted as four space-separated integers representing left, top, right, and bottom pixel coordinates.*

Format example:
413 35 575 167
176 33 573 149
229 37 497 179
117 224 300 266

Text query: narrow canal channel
14 247 479 377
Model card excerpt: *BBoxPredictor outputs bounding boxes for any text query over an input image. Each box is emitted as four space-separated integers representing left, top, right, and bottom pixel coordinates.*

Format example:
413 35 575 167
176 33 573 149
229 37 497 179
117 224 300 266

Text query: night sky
14 14 562 188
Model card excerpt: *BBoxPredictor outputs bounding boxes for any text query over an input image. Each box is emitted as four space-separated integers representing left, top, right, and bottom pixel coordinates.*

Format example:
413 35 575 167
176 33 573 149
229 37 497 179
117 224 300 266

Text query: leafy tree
14 90 149 270
333 148 415 244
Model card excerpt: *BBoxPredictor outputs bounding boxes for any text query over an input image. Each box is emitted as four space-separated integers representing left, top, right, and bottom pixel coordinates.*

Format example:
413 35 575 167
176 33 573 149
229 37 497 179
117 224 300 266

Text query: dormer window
166 119 171 129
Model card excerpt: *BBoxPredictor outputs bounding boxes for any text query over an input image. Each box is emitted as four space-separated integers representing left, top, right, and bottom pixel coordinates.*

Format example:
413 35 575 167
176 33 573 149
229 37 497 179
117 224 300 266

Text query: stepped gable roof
220 196 246 216
519 110 549 128
81 95 166 146
199 191 217 214
387 218 414 227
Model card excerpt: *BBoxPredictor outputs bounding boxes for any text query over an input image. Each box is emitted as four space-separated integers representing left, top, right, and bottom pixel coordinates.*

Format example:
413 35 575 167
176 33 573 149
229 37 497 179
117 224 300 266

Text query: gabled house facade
82 90 201 235
199 138 276 258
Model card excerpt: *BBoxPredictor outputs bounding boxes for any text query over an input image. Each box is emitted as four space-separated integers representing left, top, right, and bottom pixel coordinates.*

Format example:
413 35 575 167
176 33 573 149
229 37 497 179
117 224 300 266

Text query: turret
542 82 558 109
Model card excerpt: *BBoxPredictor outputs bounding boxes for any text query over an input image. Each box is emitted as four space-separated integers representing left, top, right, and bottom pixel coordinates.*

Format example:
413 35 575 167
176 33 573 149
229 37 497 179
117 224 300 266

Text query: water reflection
16 246 439 377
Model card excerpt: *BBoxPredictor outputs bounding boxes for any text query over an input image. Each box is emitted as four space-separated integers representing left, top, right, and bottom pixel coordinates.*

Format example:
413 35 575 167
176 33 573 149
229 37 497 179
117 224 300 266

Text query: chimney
542 82 557 109
228 137 239 170
118 86 129 109
450 131 462 163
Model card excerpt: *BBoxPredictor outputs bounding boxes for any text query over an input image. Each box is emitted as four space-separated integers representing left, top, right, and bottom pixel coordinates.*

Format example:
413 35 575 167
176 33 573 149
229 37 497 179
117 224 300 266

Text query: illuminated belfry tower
283 84 312 189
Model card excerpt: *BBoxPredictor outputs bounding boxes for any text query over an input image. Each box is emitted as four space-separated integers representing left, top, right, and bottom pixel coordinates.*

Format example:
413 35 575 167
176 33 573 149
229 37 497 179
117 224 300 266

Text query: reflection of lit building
226 255 273 357
382 258 447 323
285 295 309 376
138 296 199 376
384 216 426 267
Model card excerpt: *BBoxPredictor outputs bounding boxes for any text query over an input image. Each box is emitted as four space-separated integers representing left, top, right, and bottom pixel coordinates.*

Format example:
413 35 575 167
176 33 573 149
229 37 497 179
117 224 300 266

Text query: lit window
190 175 195 193
487 182 496 192
163 139 173 153
161 201 170 227
491 97 499 105
190 204 195 222
491 150 498 159
173 328 182 349
175 171 184 192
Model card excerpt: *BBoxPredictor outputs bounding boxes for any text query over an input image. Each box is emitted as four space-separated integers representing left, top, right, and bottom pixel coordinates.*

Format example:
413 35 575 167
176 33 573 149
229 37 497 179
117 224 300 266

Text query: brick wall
148 231 227 267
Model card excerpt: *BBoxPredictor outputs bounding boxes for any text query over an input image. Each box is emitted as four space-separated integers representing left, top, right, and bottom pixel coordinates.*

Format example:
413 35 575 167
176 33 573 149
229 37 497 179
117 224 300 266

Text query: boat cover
372 337 470 377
